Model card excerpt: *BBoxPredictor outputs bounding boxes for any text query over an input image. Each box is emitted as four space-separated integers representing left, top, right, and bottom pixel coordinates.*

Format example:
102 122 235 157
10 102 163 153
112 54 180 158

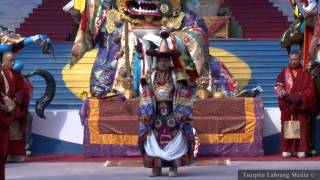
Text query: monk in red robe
274 49 317 158
0 52 31 164
0 86 9 180
0 52 16 179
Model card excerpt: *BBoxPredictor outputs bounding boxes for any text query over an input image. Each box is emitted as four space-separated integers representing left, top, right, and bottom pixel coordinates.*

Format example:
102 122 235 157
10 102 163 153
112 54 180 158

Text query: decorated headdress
146 30 181 58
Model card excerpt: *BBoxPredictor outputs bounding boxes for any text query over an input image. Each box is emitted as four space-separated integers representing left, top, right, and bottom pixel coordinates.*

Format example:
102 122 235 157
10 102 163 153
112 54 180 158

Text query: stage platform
6 155 320 180
24 154 320 163
81 97 264 157
24 40 294 155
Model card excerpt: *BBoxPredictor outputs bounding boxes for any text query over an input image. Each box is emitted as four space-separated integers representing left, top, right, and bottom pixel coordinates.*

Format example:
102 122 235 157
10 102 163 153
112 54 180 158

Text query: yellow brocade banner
87 98 261 145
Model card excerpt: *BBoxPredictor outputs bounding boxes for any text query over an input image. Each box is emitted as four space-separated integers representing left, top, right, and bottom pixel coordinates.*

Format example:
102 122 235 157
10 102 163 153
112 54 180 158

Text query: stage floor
6 160 320 180
22 154 320 162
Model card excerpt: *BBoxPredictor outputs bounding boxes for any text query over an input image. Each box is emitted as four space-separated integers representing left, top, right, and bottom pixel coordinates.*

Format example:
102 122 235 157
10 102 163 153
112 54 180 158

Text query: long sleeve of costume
174 78 194 141
139 84 155 122
171 11 209 79
172 11 237 95
173 73 193 121
137 74 155 154
138 74 155 141
0 34 51 53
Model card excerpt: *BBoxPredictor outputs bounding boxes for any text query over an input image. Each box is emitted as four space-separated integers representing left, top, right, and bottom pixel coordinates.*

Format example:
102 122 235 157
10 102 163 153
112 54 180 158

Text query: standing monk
274 47 317 158
0 52 31 163
0 52 16 179
0 80 8 180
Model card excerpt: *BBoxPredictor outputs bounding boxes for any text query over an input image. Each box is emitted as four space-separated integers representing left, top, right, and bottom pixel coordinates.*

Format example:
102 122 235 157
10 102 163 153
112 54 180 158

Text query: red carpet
25 154 320 163
16 0 74 42
224 0 290 39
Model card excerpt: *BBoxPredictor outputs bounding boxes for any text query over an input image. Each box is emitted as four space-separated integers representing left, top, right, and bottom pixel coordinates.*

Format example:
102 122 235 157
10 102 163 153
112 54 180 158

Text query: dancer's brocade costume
70 0 238 97
138 31 194 169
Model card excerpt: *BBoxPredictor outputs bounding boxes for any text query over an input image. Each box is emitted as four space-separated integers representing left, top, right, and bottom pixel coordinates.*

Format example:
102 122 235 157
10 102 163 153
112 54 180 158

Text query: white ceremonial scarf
144 131 188 161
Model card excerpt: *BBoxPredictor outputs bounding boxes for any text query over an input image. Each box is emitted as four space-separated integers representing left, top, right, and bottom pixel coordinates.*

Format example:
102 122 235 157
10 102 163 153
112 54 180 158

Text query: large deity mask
117 0 182 24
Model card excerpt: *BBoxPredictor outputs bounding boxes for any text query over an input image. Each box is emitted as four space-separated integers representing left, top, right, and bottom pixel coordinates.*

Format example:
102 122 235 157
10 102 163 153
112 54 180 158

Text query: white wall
31 110 84 144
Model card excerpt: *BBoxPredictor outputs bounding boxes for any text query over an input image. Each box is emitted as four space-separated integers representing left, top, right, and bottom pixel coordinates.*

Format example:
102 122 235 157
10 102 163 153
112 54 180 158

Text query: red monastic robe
0 66 31 178
275 65 317 153
0 67 31 157
0 68 12 180
0 90 7 180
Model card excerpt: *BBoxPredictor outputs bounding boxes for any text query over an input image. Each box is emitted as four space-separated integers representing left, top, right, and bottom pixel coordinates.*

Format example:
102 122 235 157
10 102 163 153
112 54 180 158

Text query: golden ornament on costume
196 76 210 99
155 84 174 101
171 0 182 12
212 88 225 98
79 90 89 100
123 77 135 100
106 10 121 33
164 12 185 30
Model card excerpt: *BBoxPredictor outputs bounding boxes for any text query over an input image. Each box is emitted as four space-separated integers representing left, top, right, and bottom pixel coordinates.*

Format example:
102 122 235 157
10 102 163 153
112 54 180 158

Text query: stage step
0 0 41 30
212 39 287 107
270 0 303 22
223 0 290 39
16 0 75 42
